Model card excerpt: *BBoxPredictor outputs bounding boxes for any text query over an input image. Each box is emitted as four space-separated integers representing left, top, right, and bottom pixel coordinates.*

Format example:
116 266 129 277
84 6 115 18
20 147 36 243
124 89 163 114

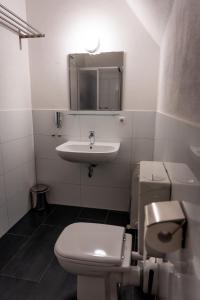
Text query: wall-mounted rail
0 2 45 49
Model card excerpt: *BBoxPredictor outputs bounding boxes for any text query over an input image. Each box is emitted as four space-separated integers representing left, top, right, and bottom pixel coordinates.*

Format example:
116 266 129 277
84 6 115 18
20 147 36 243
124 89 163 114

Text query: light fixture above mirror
83 29 100 53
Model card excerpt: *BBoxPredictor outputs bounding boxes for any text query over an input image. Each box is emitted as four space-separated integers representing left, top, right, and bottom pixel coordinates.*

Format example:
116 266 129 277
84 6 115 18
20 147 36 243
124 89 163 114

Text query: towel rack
0 2 45 49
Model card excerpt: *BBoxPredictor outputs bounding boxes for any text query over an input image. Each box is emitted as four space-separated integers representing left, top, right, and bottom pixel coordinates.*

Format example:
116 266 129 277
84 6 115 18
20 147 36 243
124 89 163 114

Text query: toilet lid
55 223 125 266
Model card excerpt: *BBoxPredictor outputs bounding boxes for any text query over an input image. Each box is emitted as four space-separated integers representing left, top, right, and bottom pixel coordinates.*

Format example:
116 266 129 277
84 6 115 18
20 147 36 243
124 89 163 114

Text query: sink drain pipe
88 164 96 178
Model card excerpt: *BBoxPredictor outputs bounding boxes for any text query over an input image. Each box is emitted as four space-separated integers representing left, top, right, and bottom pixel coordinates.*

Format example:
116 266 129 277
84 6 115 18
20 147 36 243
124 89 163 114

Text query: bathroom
0 0 200 299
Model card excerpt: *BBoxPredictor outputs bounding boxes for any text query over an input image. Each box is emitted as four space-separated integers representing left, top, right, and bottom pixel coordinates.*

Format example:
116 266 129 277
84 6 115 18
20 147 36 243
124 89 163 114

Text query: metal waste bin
30 184 49 211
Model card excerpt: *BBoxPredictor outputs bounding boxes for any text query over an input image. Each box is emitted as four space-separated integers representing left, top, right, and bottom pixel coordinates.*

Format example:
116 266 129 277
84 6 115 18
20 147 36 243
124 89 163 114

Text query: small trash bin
30 184 49 211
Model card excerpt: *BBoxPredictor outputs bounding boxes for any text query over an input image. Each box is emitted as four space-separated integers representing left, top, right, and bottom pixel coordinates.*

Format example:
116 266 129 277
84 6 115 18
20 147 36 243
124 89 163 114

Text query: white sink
56 141 120 164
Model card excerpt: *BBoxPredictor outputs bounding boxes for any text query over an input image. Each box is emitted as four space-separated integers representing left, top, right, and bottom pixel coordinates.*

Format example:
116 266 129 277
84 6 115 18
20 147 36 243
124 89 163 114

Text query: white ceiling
126 0 174 45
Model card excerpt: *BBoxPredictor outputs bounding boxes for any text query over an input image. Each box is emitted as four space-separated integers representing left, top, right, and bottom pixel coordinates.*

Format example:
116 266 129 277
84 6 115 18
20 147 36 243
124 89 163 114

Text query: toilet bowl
54 161 177 299
54 222 134 300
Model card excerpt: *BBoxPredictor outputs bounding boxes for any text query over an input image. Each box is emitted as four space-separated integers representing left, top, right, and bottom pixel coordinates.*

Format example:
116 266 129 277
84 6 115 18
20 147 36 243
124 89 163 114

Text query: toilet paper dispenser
144 201 186 257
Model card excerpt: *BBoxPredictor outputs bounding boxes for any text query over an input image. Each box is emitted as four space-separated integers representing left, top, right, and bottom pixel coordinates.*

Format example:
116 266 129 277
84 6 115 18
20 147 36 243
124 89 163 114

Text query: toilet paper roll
145 222 183 255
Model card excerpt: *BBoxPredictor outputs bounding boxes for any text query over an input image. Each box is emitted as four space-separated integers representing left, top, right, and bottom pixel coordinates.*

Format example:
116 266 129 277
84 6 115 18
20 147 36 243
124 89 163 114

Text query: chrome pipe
19 34 45 39
0 9 36 35
55 112 62 129
0 3 42 34
0 20 19 35
0 15 29 35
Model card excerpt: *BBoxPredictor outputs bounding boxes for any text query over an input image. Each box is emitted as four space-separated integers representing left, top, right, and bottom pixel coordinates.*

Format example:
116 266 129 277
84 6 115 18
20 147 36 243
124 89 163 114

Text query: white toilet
54 162 175 300
54 222 135 300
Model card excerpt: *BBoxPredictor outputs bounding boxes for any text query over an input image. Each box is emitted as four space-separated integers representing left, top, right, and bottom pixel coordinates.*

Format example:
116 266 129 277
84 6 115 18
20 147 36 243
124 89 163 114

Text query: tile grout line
0 207 58 274
0 223 55 274
76 207 84 220
8 205 57 239
104 210 110 224
7 232 28 238
37 256 55 284
0 223 62 282
41 206 57 225
0 273 40 284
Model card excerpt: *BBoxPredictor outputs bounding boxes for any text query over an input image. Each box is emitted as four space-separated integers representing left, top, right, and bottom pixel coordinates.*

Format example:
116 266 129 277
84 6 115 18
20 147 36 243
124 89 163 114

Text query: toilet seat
55 222 133 300
54 223 126 266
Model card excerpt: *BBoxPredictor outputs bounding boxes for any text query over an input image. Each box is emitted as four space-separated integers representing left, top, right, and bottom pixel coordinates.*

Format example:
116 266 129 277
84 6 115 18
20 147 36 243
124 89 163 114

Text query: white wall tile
115 111 133 138
35 134 68 160
2 136 34 173
81 186 130 211
5 161 35 200
154 112 200 181
133 138 154 162
133 111 156 138
0 144 4 176
0 175 6 206
62 114 81 137
47 182 81 206
0 203 9 237
154 113 171 140
32 110 58 135
81 163 131 188
33 110 81 137
0 110 33 142
0 109 36 233
36 158 81 185
80 115 114 138
5 161 35 228
0 0 35 234
80 112 132 139
165 139 189 163
154 138 166 161
7 189 31 228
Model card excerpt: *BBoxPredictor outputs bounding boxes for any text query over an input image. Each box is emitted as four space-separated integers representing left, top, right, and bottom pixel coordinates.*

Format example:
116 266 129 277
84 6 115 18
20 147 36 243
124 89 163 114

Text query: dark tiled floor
0 234 27 270
8 206 55 236
107 210 130 227
119 286 154 300
1 225 63 282
44 205 81 227
31 258 77 300
78 207 108 222
0 276 36 300
0 204 150 300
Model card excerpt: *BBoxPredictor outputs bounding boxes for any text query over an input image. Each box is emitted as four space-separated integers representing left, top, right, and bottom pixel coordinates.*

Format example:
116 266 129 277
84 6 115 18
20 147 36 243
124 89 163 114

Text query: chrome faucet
89 131 95 147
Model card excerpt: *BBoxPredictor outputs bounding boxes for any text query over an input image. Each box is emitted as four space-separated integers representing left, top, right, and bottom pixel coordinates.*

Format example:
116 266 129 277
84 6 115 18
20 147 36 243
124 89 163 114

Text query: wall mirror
69 51 124 111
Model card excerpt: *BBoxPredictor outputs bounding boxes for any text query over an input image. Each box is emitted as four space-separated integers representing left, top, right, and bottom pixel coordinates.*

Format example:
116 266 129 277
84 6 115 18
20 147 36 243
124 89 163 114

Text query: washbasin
56 141 120 164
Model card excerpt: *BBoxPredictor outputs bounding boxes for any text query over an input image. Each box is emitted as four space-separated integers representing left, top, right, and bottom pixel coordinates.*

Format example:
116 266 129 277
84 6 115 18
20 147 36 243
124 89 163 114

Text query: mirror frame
68 51 124 111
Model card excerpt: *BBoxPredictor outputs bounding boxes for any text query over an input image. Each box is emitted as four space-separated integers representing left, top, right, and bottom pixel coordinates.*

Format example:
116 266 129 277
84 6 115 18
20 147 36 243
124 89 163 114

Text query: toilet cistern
89 130 95 148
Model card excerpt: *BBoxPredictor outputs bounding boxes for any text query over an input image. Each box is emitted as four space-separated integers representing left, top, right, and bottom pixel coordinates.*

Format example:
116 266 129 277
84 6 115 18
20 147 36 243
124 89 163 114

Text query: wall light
83 28 100 53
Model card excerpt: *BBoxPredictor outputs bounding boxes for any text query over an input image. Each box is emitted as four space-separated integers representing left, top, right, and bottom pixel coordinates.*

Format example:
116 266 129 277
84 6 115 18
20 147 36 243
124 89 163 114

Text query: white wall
26 0 160 111
158 0 200 124
26 0 160 212
1 1 200 298
33 110 156 211
155 0 200 299
0 0 35 236
126 0 174 45
154 113 200 181
154 113 200 300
